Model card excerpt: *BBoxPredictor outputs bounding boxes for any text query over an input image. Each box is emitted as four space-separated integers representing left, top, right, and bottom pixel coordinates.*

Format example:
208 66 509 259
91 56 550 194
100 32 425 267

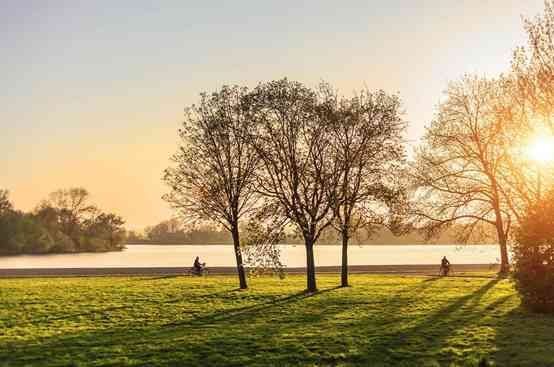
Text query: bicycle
186 267 209 277
438 264 452 277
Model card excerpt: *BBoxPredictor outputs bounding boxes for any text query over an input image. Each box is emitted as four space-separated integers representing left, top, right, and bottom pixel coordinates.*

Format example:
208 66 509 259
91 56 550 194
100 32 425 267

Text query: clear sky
0 0 545 229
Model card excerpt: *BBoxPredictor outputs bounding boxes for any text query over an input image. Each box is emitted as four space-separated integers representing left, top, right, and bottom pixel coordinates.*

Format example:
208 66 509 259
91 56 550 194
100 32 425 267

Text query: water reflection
0 244 501 269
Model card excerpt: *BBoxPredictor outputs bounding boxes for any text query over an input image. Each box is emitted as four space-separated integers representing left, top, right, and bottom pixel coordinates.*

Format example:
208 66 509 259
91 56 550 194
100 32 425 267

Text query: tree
84 213 126 249
513 188 554 313
512 0 554 133
0 190 12 215
242 202 288 278
144 219 186 242
244 79 341 292
164 85 260 289
411 76 521 273
509 1 554 201
39 188 98 243
0 209 25 255
125 230 144 242
327 88 407 287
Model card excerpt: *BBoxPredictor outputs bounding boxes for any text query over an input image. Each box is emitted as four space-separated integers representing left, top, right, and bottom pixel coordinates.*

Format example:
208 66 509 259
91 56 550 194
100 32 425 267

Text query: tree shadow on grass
5 278 551 367
491 303 554 366
0 280 471 365
340 278 553 367
132 275 183 281
422 276 441 283
167 286 342 327
0 286 346 366
334 278 505 366
163 288 243 304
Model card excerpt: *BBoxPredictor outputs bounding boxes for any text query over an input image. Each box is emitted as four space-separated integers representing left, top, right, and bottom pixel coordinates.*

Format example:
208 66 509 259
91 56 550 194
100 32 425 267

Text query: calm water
0 244 502 269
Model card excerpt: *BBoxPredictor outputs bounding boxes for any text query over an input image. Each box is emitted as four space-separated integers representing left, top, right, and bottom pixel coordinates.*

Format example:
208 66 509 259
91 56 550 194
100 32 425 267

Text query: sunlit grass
1 275 553 366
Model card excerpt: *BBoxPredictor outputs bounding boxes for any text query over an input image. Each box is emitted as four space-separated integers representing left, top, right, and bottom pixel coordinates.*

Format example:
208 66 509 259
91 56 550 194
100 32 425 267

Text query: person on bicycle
440 256 451 275
193 256 203 273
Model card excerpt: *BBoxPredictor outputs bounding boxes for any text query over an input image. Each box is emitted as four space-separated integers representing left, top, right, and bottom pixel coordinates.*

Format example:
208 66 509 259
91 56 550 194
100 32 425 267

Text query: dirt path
0 264 498 278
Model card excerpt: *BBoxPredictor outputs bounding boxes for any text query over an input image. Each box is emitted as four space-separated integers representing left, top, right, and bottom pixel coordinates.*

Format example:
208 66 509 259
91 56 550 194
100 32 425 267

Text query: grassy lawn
1 274 553 367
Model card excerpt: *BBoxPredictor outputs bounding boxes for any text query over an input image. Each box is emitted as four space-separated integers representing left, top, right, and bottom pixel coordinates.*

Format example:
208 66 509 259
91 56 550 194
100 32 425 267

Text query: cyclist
440 256 451 276
193 256 204 274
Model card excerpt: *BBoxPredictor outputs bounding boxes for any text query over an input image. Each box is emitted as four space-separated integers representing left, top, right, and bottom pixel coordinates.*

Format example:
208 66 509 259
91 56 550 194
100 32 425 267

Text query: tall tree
164 85 259 289
510 1 554 199
327 88 407 287
512 0 554 133
411 76 521 273
244 79 341 292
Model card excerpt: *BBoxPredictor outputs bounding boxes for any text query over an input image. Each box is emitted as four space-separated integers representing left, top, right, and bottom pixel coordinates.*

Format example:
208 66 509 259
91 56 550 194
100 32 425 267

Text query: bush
49 231 77 253
20 215 55 254
80 236 108 252
0 211 26 255
513 191 554 313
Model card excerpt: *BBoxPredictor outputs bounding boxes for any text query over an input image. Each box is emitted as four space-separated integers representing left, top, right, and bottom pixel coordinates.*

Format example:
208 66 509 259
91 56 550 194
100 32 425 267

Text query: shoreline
124 243 497 246
0 243 499 259
0 264 499 278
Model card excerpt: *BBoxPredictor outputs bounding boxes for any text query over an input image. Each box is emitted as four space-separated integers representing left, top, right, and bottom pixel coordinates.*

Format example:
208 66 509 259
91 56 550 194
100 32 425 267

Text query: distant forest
0 188 126 256
127 218 493 246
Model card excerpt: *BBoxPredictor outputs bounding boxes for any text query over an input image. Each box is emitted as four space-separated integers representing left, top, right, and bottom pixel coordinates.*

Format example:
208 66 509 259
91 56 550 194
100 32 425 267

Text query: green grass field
1 274 553 367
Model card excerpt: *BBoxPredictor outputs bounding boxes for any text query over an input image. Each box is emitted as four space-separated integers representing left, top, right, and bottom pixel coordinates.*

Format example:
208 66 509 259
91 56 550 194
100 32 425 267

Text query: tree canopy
0 188 126 255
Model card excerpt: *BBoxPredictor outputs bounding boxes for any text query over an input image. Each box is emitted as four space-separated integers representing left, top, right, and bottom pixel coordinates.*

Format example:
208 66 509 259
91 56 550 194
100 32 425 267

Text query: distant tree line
129 218 486 246
127 219 231 244
0 188 126 255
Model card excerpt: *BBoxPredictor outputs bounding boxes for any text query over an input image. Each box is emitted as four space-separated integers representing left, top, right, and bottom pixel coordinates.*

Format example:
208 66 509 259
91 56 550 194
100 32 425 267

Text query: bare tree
164 85 259 289
39 188 98 239
509 2 554 199
512 0 554 133
327 87 407 287
411 76 523 273
244 79 341 292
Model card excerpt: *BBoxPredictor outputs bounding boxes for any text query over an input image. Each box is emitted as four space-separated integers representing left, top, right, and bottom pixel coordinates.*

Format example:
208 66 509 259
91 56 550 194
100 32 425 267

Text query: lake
0 244 502 269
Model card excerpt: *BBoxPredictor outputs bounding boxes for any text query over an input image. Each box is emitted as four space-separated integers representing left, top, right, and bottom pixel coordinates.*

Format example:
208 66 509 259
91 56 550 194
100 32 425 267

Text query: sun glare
527 135 554 163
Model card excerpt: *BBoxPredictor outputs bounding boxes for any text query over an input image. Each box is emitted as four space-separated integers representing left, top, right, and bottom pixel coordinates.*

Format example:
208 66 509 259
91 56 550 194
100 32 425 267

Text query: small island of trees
0 188 126 255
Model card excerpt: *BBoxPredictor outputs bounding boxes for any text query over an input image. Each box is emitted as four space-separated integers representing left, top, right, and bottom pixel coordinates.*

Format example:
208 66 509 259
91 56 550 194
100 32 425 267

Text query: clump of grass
1 274 553 366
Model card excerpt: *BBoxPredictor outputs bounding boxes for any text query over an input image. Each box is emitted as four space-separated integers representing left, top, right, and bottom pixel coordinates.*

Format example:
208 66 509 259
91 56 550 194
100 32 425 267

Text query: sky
0 0 546 229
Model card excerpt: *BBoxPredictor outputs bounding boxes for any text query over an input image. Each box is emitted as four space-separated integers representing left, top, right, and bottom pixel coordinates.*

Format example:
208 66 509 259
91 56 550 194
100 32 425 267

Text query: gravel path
0 264 499 278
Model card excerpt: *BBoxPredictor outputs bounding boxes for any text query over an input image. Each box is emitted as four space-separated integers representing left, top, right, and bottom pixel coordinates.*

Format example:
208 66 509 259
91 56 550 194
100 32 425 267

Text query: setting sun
527 135 554 163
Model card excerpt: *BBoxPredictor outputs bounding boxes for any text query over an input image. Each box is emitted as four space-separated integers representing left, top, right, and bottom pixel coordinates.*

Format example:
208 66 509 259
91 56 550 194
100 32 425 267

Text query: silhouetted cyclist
193 256 202 272
440 256 451 276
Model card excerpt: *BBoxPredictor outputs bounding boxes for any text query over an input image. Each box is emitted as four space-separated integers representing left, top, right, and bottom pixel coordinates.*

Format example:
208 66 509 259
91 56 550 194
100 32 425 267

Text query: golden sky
0 0 545 228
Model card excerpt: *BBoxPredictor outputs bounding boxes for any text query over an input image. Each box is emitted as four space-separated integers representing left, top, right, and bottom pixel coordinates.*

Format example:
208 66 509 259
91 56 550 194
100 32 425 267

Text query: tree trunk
341 231 349 287
305 237 317 292
231 225 248 289
498 233 510 274
491 185 510 274
493 213 510 274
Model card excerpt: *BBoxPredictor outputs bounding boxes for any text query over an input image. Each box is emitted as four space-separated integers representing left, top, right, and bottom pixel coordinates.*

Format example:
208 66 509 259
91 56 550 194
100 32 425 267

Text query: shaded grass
0 274 553 366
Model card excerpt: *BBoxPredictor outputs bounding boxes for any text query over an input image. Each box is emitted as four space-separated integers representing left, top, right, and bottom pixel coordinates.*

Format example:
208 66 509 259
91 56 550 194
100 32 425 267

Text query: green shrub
19 215 55 254
513 191 554 313
0 211 25 255
49 231 77 253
